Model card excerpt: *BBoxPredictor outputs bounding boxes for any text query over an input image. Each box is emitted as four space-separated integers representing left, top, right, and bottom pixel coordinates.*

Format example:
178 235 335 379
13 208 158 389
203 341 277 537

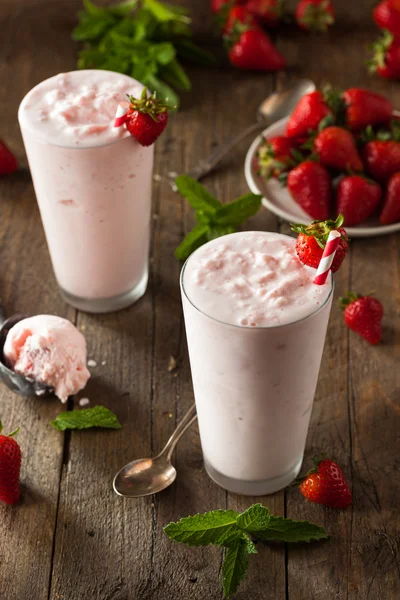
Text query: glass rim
17 69 138 150
180 232 335 331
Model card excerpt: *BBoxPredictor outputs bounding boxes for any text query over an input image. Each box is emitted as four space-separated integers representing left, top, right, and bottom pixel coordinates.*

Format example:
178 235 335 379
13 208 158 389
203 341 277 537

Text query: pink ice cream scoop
3 315 90 402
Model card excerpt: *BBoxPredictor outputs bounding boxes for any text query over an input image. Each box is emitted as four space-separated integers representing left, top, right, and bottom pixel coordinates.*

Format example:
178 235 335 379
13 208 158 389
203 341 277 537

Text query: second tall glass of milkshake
19 70 154 313
181 231 333 495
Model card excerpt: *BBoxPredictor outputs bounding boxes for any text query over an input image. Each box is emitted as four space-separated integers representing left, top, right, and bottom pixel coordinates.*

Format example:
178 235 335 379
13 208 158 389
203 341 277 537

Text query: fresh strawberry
373 1 400 38
388 0 400 11
227 28 286 71
125 88 171 147
245 0 285 27
362 140 400 182
257 135 296 178
343 88 393 130
369 31 400 80
291 214 349 272
336 176 382 226
0 422 21 505
224 5 258 32
295 0 335 32
300 458 352 509
314 126 363 172
285 91 331 138
0 140 18 176
340 292 383 344
380 171 400 224
287 161 331 220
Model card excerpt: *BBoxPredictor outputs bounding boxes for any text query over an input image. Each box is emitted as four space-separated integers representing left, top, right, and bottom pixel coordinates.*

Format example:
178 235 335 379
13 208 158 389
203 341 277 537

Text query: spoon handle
185 121 266 182
162 403 197 461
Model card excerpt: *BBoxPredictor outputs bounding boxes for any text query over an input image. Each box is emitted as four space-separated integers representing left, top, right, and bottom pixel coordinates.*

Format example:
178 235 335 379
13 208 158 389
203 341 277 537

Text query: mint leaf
253 516 330 543
175 223 209 260
214 193 262 227
236 504 271 533
108 0 139 17
222 537 251 598
160 59 192 91
143 0 183 22
175 176 222 214
51 406 121 431
163 509 242 547
206 226 236 241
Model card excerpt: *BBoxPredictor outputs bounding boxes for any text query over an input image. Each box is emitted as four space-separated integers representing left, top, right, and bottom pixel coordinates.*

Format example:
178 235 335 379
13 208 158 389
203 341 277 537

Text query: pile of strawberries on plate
211 0 335 72
370 0 400 79
256 86 400 227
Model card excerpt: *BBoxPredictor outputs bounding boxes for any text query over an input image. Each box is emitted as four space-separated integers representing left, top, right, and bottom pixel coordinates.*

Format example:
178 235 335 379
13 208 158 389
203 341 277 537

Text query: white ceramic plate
244 116 400 238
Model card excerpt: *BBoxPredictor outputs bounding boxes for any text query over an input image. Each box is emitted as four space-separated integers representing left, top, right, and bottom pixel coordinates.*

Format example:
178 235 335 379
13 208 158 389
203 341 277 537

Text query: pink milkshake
18 70 154 313
181 231 333 495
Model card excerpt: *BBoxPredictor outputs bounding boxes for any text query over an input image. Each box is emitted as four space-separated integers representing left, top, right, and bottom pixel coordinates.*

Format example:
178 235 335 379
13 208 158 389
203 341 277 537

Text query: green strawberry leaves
174 176 262 260
164 503 330 598
73 0 215 105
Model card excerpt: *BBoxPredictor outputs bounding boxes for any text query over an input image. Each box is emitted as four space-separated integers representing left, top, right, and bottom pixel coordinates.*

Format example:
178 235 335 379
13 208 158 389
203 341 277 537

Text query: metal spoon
0 303 53 397
181 78 316 182
113 403 197 498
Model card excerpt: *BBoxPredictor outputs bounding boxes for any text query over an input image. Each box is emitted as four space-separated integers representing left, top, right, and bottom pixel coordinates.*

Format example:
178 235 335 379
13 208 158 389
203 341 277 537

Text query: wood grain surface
0 0 399 599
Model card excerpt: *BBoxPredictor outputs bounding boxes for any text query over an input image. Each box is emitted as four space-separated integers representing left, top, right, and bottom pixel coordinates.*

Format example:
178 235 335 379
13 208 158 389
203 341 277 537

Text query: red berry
314 126 363 172
343 88 393 130
380 171 400 224
336 176 382 226
257 135 296 178
340 292 383 344
0 424 21 506
287 161 331 220
291 215 349 273
362 140 400 183
369 31 400 80
300 458 352 509
285 91 331 138
228 29 286 71
295 0 335 32
0 140 18 176
245 0 285 27
374 1 400 38
224 5 258 33
125 88 171 147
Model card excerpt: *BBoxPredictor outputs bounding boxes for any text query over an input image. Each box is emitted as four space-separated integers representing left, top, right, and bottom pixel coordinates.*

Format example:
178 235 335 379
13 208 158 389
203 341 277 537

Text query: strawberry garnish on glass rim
125 88 174 147
291 214 349 273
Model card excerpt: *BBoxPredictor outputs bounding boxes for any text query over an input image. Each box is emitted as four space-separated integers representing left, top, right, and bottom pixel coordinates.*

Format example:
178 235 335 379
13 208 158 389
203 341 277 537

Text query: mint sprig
73 0 215 106
174 175 262 260
164 503 329 598
50 405 121 431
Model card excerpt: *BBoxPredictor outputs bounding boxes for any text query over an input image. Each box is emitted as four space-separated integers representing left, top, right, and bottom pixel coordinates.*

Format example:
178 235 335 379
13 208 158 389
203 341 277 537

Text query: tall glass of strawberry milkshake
181 231 333 495
18 70 156 313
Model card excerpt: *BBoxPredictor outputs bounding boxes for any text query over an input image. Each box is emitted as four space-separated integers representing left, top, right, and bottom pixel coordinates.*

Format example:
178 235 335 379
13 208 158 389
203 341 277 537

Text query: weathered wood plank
0 2 79 599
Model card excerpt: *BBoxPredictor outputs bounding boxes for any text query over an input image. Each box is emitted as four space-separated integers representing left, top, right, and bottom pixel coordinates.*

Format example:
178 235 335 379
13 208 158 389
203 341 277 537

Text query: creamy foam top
182 231 332 327
18 70 144 148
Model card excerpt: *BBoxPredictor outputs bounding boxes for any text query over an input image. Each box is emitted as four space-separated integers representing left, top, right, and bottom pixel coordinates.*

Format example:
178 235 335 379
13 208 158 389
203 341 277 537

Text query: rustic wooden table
1 0 399 598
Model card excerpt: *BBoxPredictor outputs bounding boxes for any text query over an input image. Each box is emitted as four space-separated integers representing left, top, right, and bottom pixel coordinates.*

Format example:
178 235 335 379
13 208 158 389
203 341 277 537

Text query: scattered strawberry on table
256 85 400 227
371 1 400 79
299 457 352 509
369 31 400 79
0 422 21 506
224 6 286 71
340 292 384 344
125 88 172 147
0 139 18 176
291 214 349 272
212 0 335 72
295 0 335 32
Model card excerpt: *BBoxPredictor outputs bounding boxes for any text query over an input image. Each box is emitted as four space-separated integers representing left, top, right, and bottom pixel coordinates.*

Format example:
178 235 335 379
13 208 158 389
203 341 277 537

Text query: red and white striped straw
314 230 341 285
113 101 129 128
